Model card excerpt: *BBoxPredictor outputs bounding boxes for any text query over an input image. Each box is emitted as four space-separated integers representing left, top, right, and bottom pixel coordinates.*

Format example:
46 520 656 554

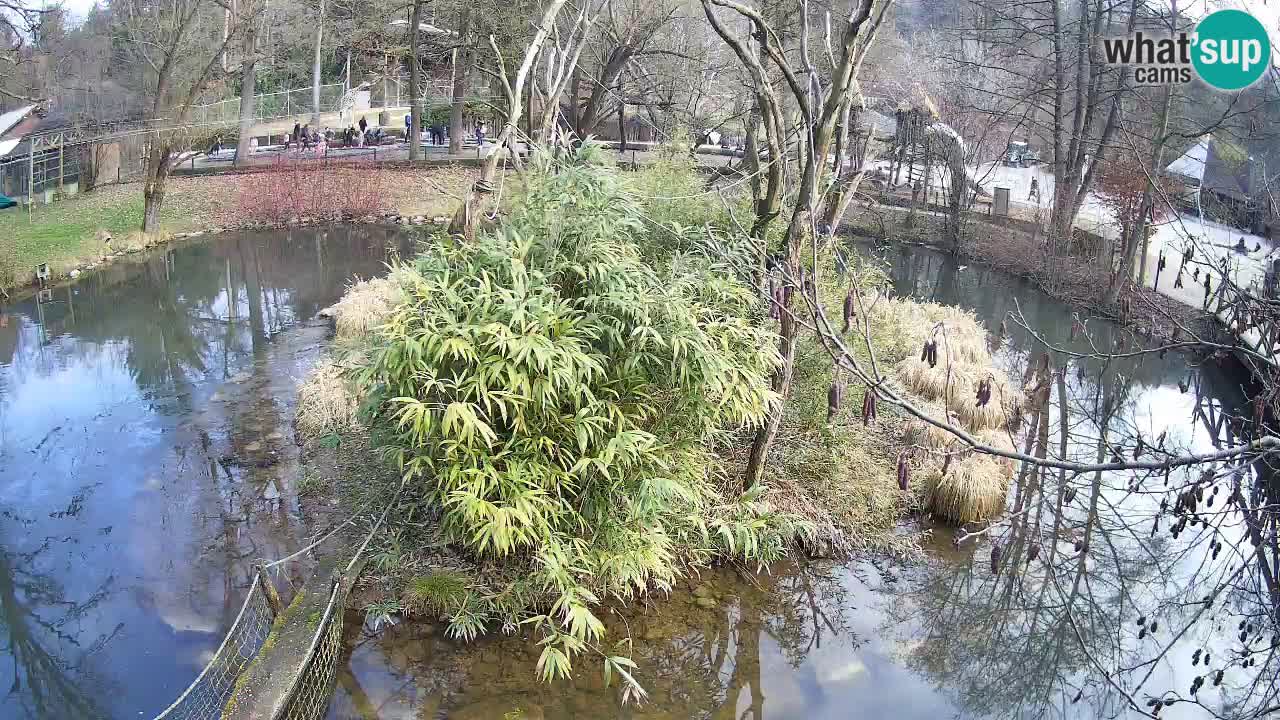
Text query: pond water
1 233 1274 719
325 243 1277 719
0 226 411 719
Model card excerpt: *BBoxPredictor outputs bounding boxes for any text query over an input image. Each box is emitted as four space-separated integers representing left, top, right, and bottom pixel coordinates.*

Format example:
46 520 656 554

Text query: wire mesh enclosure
275 579 348 720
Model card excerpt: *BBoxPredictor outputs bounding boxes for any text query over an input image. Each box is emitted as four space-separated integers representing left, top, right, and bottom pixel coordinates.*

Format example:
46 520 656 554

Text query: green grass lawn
0 184 196 290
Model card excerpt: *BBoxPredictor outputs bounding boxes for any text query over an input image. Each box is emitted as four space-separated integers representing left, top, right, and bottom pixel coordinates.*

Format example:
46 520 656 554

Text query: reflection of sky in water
327 243 1272 720
0 227 409 719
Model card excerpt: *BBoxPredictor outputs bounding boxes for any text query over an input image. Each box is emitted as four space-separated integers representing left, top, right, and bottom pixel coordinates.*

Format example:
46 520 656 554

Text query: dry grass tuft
895 355 1020 433
332 275 402 340
923 450 1011 523
296 359 361 439
867 297 990 366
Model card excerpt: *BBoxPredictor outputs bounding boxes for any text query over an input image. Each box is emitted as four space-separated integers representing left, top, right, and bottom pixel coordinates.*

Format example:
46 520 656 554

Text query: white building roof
0 105 35 140
1166 138 1208 182
0 138 20 158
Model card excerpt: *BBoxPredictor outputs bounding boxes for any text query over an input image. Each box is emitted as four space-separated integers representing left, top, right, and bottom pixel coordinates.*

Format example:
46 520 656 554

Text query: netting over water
154 576 275 720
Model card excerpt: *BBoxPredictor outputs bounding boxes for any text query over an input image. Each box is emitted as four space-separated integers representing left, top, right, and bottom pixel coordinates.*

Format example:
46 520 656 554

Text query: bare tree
114 0 257 232
701 0 892 489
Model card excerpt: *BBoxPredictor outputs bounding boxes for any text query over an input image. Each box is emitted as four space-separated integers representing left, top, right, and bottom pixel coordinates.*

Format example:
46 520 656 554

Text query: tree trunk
617 103 627 154
235 17 258 166
408 0 424 161
142 143 172 234
1109 84 1172 303
310 0 326 127
449 0 569 239
448 6 472 155
743 299 797 488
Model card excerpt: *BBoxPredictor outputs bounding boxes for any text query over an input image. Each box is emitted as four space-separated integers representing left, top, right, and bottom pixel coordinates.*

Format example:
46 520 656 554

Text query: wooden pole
256 564 283 616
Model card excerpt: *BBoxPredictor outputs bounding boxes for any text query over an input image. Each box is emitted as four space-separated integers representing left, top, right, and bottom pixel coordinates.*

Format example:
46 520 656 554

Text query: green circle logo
1192 9 1271 90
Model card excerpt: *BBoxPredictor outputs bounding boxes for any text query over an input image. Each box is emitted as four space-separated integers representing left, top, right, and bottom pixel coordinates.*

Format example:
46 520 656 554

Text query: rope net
154 576 275 720
276 581 349 720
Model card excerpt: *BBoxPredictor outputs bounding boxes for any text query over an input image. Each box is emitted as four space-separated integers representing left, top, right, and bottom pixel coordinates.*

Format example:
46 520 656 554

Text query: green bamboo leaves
354 156 799 690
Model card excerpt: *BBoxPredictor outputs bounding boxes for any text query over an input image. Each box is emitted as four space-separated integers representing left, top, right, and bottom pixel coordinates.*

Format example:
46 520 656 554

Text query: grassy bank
0 165 477 294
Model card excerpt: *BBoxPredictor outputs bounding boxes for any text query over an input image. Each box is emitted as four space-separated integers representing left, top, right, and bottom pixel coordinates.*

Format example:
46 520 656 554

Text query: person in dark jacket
358 116 368 133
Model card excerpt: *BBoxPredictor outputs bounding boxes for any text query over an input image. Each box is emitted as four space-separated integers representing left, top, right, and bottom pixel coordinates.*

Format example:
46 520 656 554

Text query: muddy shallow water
0 226 410 719
0 232 1273 719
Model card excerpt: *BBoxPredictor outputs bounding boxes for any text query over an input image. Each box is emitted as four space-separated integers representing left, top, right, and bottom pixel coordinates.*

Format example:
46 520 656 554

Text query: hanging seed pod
897 453 911 492
1193 648 1202 665
1027 543 1040 562
1077 362 1085 382
1064 486 1077 504
842 291 856 333
1149 620 1158 632
861 389 877 425
975 378 992 407
1214 670 1224 686
1134 436 1145 459
921 340 930 363
1072 689 1082 703
1074 539 1087 553
1139 627 1147 639
1137 615 1147 626
1157 431 1167 448
941 453 952 476
990 542 1003 574
998 318 1008 337
1178 380 1188 394
927 340 938 368
827 381 844 423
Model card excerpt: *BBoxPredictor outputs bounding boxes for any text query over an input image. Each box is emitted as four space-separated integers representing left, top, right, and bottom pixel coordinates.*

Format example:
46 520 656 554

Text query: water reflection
330 243 1276 719
0 226 411 719
329 562 959 719
878 244 1277 719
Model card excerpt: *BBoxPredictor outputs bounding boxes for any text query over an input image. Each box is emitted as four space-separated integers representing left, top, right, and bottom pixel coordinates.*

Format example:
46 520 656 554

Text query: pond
0 233 1273 719
0 226 411 719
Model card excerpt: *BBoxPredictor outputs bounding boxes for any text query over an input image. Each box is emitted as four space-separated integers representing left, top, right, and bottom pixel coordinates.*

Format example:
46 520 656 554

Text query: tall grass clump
357 148 805 693
296 359 361 439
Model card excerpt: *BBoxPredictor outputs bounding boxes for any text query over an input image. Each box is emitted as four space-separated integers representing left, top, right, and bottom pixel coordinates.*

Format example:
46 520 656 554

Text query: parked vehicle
0 193 16 210
1004 141 1040 168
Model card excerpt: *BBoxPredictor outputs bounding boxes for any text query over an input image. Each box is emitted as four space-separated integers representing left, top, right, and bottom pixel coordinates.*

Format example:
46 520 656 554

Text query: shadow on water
0 226 411 719
325 243 1277 719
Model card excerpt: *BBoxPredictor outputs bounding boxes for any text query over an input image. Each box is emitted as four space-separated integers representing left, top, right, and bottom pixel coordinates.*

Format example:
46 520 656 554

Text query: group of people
288 123 327 152
278 115 491 156
407 114 450 145
286 116 391 153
